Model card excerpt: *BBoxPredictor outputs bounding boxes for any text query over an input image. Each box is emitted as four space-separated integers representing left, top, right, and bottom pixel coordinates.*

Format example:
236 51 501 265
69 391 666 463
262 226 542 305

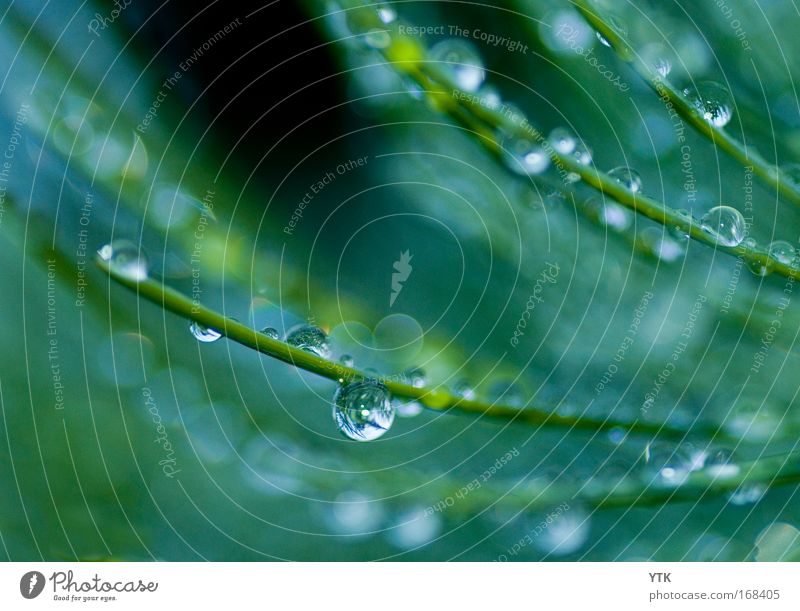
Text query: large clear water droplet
548 127 576 155
333 380 395 441
608 166 643 193
429 40 485 92
683 81 733 128
502 134 551 175
285 324 330 358
189 321 222 343
700 205 746 247
97 240 149 281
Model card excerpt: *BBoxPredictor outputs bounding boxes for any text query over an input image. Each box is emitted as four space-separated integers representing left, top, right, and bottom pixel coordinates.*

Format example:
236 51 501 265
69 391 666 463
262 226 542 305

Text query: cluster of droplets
641 443 766 505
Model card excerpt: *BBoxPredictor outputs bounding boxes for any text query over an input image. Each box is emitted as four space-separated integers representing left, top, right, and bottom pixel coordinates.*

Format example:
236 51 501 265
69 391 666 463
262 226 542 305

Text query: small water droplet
704 448 740 479
640 227 685 262
478 85 502 110
261 327 280 339
333 380 395 441
586 198 631 231
453 379 476 400
769 240 797 266
572 141 593 166
643 442 693 486
595 16 627 49
668 209 693 242
608 166 643 193
700 205 746 247
97 240 149 281
780 162 800 187
728 483 765 506
429 40 486 92
502 134 551 175
747 257 773 277
285 324 331 358
189 321 222 343
548 127 576 155
364 29 392 49
683 81 733 128
376 5 397 24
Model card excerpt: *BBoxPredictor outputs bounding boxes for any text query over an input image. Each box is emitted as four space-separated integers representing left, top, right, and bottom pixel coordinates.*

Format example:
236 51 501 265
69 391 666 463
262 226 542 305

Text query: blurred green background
1 0 799 561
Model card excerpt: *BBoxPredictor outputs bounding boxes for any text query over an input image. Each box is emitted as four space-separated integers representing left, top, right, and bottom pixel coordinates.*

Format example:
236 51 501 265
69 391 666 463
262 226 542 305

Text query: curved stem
394 52 800 281
98 256 715 440
570 0 800 208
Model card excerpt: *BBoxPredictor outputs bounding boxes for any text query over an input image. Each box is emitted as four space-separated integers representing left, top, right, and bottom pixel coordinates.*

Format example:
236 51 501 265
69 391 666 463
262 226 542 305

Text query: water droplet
780 162 800 187
339 354 355 367
769 240 797 266
572 141 593 166
189 321 222 343
97 240 149 281
285 324 331 358
478 85 502 110
261 327 280 339
327 491 383 535
548 127 576 155
345 5 396 49
387 506 442 549
595 16 627 48
429 39 486 92
364 29 392 50
728 483 765 506
394 367 427 417
668 209 693 242
747 257 773 277
502 134 551 175
700 206 746 247
640 227 685 262
683 81 733 128
653 57 672 78
532 506 590 556
608 166 643 193
704 448 740 479
586 198 632 231
643 442 693 486
453 379 476 400
333 380 395 441
376 5 397 24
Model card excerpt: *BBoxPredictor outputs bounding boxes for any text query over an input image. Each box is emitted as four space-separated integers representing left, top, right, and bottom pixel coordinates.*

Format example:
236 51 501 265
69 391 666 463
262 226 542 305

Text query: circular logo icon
20 571 45 599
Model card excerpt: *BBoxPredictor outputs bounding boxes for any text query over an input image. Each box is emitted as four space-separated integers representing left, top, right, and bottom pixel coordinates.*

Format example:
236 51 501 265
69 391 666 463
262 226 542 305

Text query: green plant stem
570 0 800 208
403 59 800 282
98 256 719 440
443 449 800 513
